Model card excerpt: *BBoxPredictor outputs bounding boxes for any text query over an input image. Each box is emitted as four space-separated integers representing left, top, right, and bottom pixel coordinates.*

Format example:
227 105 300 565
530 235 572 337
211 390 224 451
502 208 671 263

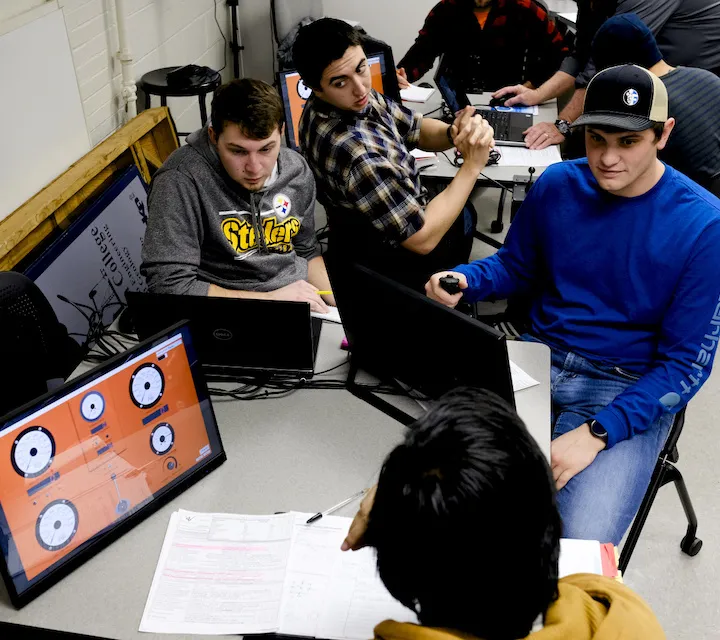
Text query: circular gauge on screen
36 499 79 551
297 78 312 100
11 426 55 478
80 391 105 422
129 363 165 409
150 422 175 456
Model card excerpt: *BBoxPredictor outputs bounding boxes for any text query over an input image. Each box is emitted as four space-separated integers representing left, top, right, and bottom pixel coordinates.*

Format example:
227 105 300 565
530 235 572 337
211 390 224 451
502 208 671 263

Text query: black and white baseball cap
571 64 668 131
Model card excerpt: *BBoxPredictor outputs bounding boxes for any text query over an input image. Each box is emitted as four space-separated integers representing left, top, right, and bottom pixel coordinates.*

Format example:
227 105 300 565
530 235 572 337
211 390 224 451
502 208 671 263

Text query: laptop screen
0 322 225 607
279 52 389 151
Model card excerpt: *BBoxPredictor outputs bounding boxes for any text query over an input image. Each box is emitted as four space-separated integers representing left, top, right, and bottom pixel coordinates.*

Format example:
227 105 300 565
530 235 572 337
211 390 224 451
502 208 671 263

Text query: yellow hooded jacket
373 574 665 640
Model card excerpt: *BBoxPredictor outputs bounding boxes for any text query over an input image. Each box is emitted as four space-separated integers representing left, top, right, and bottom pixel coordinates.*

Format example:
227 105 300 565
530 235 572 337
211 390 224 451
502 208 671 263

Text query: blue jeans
527 338 673 545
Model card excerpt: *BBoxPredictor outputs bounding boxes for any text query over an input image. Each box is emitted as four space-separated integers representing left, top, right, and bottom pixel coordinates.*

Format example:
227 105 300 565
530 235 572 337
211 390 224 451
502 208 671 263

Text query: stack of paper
410 148 439 171
496 145 563 167
312 306 342 324
400 84 436 103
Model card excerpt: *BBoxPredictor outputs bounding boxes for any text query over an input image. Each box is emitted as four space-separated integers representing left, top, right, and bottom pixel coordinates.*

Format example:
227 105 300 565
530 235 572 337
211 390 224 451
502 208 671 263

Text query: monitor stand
345 357 419 427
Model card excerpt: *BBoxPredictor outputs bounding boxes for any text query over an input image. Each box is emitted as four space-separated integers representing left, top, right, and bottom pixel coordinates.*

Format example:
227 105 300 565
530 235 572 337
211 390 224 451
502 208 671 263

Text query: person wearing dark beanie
592 13 720 195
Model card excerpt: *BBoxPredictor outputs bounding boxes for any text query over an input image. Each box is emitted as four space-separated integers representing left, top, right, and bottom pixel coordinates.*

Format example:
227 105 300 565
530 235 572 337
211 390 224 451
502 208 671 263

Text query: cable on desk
422 106 444 117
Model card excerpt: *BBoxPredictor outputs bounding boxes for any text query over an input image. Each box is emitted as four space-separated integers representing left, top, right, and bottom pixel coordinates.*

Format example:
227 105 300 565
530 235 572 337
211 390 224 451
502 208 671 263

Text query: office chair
271 0 323 71
0 272 81 417
619 407 702 572
484 305 702 572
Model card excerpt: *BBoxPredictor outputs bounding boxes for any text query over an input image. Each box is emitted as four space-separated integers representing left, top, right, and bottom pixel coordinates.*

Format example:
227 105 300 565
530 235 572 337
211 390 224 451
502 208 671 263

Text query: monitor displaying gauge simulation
0 321 226 608
278 51 391 151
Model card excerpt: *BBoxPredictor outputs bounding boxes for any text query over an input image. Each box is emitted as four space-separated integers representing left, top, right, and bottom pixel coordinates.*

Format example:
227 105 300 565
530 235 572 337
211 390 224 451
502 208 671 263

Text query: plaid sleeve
385 95 423 149
345 152 426 247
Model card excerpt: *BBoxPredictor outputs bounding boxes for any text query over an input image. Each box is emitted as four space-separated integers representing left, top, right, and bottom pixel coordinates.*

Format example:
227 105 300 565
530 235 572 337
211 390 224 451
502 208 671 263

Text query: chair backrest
271 0 323 45
0 272 80 417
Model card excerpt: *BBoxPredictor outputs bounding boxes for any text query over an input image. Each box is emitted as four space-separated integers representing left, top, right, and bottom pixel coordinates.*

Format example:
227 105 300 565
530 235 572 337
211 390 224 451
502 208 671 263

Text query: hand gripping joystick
439 275 461 295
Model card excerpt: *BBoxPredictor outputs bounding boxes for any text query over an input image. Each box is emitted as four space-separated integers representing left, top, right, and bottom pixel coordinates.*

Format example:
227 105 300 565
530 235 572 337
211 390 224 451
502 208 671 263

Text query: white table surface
0 322 550 639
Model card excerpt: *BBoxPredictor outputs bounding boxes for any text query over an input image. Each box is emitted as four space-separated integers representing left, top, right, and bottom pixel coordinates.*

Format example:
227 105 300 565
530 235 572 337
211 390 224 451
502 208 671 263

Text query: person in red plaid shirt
293 18 495 292
396 0 569 92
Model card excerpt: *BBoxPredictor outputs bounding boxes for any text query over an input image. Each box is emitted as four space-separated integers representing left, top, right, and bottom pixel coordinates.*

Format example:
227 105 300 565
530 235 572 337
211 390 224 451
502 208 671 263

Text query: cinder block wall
57 0 231 144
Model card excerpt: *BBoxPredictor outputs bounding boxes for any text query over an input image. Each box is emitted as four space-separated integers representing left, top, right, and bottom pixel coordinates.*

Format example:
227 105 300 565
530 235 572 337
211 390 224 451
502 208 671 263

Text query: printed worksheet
280 514 417 639
139 510 294 635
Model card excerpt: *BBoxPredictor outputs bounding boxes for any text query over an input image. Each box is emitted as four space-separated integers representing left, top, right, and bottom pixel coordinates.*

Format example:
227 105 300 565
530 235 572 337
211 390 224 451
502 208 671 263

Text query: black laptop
435 56 533 147
126 292 322 379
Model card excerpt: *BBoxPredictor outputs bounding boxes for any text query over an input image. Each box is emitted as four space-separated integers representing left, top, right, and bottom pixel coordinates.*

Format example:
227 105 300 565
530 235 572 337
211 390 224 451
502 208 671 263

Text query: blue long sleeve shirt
454 159 720 448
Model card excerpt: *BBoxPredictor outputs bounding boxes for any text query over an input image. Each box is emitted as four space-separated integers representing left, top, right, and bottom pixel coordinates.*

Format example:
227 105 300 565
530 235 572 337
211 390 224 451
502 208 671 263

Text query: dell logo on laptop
213 328 233 341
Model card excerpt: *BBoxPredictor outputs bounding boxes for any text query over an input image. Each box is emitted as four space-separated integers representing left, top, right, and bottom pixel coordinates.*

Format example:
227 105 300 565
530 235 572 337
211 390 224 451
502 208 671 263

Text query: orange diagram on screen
0 343 211 581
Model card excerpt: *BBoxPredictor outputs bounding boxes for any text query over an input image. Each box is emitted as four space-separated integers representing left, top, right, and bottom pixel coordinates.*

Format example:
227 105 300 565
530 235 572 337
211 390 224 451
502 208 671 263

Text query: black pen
306 489 368 524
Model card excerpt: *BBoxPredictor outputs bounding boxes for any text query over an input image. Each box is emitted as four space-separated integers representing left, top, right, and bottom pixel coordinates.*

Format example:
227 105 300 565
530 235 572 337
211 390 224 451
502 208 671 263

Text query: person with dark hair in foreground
425 65 720 546
141 78 333 312
591 13 720 196
293 18 494 292
342 387 665 639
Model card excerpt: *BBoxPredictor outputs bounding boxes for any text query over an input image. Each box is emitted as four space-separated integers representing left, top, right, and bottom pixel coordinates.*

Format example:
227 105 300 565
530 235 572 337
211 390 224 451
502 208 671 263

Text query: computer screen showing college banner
278 53 388 151
0 323 225 607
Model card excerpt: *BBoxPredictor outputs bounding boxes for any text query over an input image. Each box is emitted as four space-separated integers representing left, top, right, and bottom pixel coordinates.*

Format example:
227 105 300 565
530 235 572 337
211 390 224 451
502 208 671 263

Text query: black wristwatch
446 124 454 144
588 419 608 446
555 119 571 137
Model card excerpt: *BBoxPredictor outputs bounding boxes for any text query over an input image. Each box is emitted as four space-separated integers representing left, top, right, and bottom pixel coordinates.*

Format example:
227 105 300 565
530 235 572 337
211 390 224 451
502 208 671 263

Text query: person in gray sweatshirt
141 78 332 313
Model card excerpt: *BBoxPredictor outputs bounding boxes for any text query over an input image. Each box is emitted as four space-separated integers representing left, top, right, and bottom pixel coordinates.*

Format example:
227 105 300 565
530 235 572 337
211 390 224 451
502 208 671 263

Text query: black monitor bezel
334 263 515 408
0 320 226 608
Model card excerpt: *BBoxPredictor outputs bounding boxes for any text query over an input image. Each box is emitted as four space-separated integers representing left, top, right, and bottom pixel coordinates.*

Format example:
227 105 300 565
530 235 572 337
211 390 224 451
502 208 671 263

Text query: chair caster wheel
680 535 702 556
490 221 504 233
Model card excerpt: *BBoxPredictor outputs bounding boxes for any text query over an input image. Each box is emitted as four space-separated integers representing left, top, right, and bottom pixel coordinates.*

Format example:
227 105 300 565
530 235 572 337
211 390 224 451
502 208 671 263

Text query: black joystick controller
439 275 461 295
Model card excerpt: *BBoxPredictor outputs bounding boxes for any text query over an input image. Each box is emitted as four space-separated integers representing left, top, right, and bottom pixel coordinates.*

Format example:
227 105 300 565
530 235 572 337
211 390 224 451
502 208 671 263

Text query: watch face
555 120 570 136
589 420 608 440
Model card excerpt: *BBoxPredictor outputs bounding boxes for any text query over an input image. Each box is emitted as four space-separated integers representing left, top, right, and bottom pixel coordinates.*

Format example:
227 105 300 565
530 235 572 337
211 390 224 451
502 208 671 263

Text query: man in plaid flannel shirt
396 0 569 92
293 18 494 291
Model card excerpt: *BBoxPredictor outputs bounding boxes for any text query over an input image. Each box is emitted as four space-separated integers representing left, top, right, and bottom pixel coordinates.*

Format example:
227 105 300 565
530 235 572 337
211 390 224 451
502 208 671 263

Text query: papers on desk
312 306 342 324
510 360 540 392
496 144 563 167
410 148 439 171
140 510 416 637
400 84 436 103
557 11 578 25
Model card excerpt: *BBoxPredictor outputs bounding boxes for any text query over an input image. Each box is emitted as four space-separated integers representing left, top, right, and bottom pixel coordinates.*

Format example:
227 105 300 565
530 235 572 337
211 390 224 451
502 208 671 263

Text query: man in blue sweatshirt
426 64 720 545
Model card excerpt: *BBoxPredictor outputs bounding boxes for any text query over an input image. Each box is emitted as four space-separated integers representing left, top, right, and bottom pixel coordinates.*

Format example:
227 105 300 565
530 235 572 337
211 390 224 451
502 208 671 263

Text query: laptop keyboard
480 110 511 141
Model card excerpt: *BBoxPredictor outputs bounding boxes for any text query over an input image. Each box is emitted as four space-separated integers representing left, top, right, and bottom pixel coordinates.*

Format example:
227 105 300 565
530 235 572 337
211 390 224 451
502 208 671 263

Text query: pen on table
306 488 368 524
315 290 333 296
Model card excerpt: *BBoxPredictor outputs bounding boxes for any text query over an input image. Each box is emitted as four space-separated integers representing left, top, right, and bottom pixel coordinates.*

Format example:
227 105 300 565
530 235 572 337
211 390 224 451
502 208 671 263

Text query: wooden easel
0 107 179 270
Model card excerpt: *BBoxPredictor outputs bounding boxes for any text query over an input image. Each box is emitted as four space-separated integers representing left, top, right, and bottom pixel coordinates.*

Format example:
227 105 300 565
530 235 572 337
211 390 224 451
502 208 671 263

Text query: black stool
140 66 222 136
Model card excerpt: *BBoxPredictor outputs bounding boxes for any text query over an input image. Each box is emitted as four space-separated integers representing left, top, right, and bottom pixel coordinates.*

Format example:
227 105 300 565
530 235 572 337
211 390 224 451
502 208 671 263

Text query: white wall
235 0 438 85
0 0 233 147
3 0 436 151
323 0 436 72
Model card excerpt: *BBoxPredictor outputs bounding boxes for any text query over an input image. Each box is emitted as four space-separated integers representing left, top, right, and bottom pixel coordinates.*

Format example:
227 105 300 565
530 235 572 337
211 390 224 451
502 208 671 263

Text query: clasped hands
449 107 495 172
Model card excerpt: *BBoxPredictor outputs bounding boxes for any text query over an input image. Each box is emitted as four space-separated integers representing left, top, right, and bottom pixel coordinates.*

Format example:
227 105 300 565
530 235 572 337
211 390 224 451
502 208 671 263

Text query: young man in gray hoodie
141 78 332 313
